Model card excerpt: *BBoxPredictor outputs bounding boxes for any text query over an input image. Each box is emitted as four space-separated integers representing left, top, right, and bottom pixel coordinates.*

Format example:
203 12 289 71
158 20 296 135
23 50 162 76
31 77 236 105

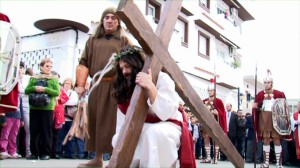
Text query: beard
114 65 142 104
123 73 135 90
120 71 137 101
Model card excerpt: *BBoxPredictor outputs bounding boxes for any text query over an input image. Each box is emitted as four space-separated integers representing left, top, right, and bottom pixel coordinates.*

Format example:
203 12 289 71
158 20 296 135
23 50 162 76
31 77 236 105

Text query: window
198 32 210 59
199 0 210 10
148 4 155 19
216 49 226 60
216 40 235 67
216 1 228 17
217 8 225 15
147 0 161 24
175 17 188 47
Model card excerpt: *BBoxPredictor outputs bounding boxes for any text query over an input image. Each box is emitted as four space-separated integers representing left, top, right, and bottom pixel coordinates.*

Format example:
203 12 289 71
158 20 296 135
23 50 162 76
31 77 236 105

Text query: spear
253 63 258 168
213 63 217 163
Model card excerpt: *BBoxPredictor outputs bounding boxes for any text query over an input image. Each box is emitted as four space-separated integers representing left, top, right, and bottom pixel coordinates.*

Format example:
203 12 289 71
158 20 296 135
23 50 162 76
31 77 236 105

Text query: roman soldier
252 70 292 168
200 79 227 164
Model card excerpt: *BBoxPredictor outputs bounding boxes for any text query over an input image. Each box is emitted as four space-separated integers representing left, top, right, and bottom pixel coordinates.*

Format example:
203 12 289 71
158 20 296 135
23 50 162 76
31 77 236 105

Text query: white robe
112 72 183 167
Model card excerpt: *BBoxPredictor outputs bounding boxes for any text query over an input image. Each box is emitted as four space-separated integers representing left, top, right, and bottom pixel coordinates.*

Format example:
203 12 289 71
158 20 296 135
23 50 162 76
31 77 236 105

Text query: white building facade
19 0 255 112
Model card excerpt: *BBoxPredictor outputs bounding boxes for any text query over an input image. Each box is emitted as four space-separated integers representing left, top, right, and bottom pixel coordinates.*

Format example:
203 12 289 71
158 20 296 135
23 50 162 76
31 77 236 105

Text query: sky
1 0 299 99
241 0 300 99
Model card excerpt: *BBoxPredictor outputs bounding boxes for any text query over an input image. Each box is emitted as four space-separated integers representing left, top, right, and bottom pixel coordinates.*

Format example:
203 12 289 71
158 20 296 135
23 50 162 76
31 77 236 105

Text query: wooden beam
109 0 183 167
109 0 244 167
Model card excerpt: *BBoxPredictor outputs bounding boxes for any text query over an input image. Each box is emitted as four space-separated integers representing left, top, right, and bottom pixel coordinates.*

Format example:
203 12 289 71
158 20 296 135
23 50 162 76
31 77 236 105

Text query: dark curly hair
113 45 144 104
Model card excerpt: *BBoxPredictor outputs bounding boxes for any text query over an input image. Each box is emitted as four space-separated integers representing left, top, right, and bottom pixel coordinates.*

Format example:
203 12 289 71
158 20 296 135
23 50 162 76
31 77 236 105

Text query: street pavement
0 158 299 168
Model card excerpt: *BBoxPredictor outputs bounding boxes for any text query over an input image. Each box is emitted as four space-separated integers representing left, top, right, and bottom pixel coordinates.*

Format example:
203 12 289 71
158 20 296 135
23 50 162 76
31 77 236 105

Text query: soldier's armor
262 98 274 112
0 20 21 95
204 99 218 122
272 98 291 135
204 100 215 113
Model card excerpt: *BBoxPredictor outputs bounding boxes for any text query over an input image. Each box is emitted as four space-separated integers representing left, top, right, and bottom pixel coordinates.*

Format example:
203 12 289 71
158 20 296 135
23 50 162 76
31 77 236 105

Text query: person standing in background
61 78 84 159
18 62 32 158
75 7 130 168
191 116 199 156
236 109 246 159
0 62 25 159
245 112 263 164
25 58 60 160
51 72 69 159
220 103 238 161
245 112 254 163
25 68 34 76
0 95 23 159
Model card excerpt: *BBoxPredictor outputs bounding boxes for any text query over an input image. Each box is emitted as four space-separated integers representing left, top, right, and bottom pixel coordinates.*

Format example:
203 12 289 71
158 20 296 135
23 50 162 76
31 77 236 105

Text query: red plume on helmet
208 78 215 90
0 13 10 23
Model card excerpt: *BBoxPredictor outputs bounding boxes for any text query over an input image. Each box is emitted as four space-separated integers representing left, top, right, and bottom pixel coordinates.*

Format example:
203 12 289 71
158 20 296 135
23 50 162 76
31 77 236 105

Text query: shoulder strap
89 36 94 56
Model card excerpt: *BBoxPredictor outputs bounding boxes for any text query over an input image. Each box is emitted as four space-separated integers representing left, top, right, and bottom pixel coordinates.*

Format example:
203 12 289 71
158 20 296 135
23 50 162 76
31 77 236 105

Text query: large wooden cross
108 0 244 168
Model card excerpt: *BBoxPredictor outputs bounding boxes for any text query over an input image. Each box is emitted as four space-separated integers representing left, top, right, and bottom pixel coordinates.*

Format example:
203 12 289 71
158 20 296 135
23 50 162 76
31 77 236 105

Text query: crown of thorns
114 46 143 61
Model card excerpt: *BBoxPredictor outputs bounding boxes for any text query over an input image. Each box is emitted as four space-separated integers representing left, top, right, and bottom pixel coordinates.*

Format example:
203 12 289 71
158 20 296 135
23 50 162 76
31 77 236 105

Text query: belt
93 75 115 82
101 76 115 81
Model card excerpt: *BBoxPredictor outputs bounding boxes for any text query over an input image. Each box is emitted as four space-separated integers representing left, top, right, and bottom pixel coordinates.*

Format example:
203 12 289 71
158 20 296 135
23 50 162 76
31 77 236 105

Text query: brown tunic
254 90 285 139
79 36 129 153
259 111 280 138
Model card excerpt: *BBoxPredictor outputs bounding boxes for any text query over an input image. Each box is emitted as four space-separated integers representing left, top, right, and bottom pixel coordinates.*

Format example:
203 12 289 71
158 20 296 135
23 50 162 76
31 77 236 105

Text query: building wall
18 0 254 111
20 29 89 83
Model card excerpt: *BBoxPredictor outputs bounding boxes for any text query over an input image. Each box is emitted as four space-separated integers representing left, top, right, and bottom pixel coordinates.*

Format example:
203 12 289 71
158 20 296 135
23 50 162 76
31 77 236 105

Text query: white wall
20 29 89 83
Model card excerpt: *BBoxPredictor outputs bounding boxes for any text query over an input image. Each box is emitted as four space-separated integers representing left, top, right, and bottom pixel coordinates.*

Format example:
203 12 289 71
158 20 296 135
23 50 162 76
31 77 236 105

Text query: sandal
276 164 283 168
10 153 22 159
259 163 269 168
211 159 218 164
200 158 211 163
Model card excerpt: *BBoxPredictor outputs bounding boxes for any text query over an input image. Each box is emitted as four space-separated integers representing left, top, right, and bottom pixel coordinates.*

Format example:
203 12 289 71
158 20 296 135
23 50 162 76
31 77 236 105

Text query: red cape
293 111 300 159
0 83 19 113
203 97 227 133
252 89 292 140
118 102 196 168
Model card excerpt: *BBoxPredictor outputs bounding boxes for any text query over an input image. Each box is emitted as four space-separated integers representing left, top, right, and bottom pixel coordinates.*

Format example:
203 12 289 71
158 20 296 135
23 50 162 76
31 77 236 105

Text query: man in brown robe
75 7 130 168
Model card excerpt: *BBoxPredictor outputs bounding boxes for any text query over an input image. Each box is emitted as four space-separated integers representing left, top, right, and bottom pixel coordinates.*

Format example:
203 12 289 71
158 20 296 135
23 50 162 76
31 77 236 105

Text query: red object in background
0 13 10 23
